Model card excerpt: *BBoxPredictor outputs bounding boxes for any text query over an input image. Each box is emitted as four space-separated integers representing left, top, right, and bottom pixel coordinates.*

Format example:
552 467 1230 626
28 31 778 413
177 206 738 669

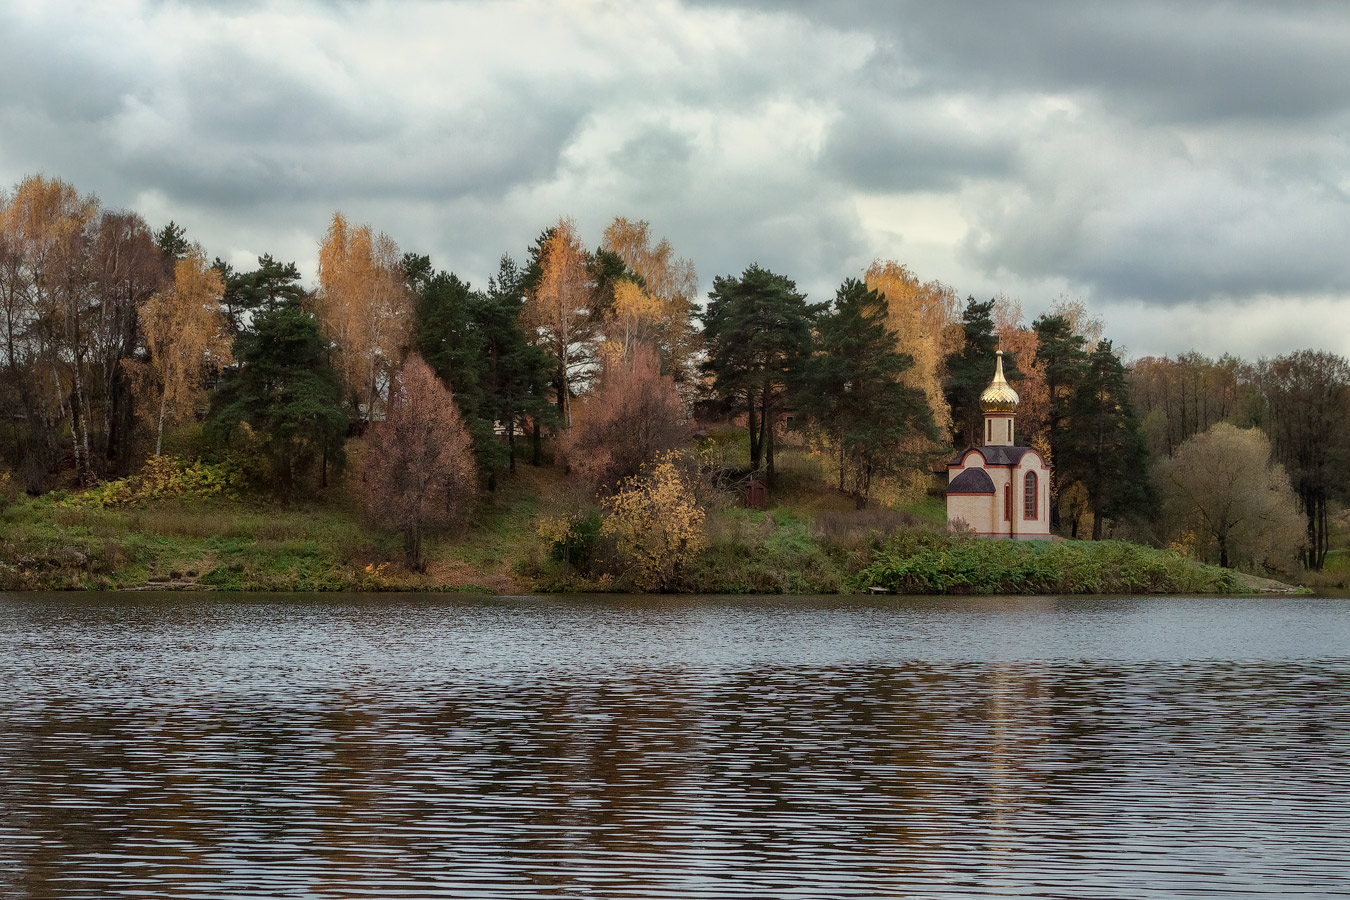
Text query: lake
0 592 1347 899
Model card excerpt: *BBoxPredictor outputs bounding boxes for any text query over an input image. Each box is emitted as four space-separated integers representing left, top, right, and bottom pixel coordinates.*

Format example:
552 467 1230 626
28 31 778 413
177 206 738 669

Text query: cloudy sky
3 0 1348 359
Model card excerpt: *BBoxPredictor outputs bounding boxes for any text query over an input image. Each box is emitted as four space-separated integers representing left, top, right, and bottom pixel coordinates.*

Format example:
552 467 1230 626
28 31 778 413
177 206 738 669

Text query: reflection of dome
980 350 1020 413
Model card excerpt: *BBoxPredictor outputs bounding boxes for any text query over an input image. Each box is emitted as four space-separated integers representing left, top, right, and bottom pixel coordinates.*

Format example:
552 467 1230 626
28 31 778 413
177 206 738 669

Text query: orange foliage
135 246 232 454
523 217 595 429
863 260 959 438
601 217 699 387
563 346 687 489
316 212 411 422
992 295 1048 441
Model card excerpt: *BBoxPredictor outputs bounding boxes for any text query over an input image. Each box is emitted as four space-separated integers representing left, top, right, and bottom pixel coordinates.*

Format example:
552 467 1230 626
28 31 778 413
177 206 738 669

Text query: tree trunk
404 523 423 572
838 438 846 493
155 388 167 456
507 415 517 474
763 386 776 487
747 396 761 473
532 418 542 466
72 361 92 485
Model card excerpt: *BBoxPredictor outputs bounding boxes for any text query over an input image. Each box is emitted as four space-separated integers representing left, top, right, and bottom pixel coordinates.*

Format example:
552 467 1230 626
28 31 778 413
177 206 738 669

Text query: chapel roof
949 445 1037 467
948 467 996 494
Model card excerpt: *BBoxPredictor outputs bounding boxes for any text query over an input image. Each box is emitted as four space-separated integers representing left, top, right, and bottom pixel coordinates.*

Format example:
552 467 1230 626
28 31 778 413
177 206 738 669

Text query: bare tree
1250 350 1350 570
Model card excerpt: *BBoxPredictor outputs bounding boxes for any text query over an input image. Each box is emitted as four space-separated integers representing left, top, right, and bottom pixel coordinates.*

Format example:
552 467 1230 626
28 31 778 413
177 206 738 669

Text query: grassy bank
0 455 1244 595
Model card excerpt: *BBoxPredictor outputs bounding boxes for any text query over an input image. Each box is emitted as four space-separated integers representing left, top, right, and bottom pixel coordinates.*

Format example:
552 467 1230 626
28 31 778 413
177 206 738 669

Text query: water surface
0 592 1347 899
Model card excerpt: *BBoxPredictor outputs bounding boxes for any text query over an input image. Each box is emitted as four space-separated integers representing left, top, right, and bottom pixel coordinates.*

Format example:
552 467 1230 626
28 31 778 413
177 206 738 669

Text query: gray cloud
3 0 1349 360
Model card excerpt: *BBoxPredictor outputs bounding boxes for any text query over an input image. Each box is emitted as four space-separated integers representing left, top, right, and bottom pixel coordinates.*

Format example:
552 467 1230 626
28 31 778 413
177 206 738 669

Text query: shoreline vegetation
0 444 1273 596
2 178 1342 593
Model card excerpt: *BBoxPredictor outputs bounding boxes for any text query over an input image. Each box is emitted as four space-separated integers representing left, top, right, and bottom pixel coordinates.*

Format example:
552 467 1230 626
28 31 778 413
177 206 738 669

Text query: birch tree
864 261 959 439
136 246 232 455
522 217 595 429
316 212 412 424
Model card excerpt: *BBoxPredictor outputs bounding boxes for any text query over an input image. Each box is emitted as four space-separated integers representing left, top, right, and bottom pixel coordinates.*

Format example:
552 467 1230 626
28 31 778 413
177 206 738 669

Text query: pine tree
209 302 347 492
1065 340 1150 539
944 297 1021 448
799 278 935 508
699 264 821 485
1033 313 1089 530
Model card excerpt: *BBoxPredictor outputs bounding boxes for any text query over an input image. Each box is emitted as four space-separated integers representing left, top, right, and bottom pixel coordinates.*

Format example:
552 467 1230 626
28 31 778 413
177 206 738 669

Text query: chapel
946 350 1053 539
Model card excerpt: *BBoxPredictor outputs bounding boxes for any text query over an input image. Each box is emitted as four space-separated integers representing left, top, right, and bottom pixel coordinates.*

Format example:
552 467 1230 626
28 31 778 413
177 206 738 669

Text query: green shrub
62 455 247 508
857 536 1241 595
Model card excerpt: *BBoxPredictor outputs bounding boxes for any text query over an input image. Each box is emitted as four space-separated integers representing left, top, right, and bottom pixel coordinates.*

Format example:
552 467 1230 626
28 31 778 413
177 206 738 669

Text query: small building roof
948 467 996 494
950 445 1039 468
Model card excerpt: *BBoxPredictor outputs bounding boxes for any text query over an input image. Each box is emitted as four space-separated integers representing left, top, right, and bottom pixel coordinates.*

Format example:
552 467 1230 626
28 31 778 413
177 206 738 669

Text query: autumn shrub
601 452 707 591
0 471 15 511
537 509 605 571
63 455 246 508
1154 423 1305 573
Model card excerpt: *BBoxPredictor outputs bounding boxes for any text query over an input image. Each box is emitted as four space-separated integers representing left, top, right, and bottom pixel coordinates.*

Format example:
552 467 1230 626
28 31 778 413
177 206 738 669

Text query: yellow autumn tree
316 212 412 424
135 245 232 454
863 260 960 438
2 175 100 481
1050 296 1104 345
601 451 706 591
523 217 596 429
603 278 663 365
601 217 699 388
992 295 1048 441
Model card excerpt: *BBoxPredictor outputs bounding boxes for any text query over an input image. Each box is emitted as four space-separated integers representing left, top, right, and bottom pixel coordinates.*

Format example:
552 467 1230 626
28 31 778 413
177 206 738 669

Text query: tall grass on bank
857 532 1241 595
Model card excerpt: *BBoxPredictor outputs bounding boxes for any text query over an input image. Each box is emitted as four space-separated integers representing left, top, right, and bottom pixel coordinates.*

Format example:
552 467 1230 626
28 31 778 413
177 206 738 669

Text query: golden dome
980 350 1020 413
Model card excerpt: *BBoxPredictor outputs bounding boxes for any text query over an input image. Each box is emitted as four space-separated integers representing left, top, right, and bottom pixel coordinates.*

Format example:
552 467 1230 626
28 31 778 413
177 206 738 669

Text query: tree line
1 173 1346 574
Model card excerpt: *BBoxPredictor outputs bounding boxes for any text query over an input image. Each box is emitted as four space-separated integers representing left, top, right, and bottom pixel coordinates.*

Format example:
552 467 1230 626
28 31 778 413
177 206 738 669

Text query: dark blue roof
948 468 995 494
950 445 1038 467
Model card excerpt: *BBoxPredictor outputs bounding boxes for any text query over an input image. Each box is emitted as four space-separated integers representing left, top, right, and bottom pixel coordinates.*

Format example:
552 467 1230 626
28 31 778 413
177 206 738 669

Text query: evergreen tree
480 256 555 475
1064 340 1151 539
410 265 493 466
944 297 1021 448
208 303 347 492
154 221 189 270
408 253 554 484
215 254 305 340
1033 312 1089 530
799 278 935 507
699 264 821 484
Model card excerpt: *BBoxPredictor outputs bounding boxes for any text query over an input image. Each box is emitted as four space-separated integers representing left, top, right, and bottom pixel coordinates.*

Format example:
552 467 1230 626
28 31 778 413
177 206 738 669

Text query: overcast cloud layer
3 0 1348 359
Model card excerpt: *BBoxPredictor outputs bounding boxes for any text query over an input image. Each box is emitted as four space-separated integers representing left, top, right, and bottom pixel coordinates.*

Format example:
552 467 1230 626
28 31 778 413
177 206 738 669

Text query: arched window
1024 471 1038 520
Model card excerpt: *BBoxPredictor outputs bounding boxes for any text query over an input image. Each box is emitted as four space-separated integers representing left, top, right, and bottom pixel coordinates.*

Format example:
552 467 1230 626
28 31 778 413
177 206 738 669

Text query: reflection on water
0 593 1347 899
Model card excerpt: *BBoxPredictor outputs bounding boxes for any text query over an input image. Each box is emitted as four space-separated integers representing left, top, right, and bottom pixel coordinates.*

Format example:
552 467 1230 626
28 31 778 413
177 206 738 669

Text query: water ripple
0 593 1347 899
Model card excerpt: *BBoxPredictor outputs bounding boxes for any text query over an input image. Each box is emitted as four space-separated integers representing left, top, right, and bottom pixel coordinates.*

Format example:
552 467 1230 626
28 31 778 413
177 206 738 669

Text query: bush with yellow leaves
61 455 246 508
601 452 706 591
